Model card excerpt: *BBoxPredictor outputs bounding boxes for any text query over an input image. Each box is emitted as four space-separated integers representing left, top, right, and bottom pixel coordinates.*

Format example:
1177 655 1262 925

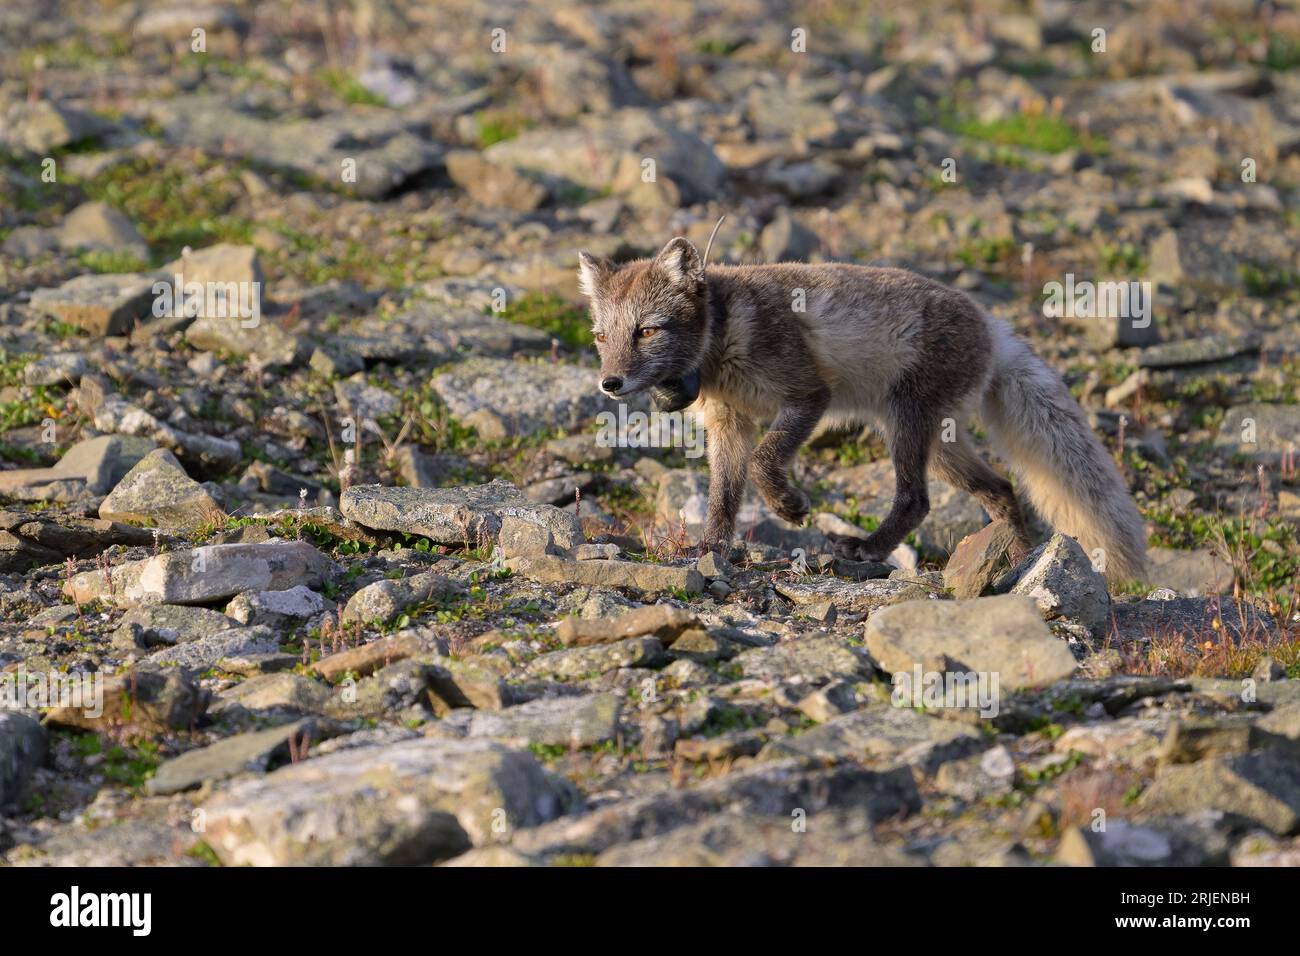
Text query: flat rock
0 435 156 501
864 594 1078 691
432 693 621 748
201 737 578 865
482 108 725 204
762 704 983 771
312 628 446 682
112 604 238 649
0 509 156 573
1217 403 1300 465
146 720 312 796
150 625 281 673
1136 751 1300 835
507 555 704 594
735 636 873 684
554 604 699 646
774 575 930 614
430 358 617 439
29 273 155 336
64 540 335 607
472 759 919 861
524 637 666 679
340 480 582 549
152 96 442 199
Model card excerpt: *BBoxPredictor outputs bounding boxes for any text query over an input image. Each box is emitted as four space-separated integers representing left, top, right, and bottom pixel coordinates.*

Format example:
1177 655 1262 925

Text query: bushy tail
980 318 1147 582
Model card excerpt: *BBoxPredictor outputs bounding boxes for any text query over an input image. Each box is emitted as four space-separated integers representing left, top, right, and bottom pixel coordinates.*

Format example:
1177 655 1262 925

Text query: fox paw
768 485 810 526
828 533 888 564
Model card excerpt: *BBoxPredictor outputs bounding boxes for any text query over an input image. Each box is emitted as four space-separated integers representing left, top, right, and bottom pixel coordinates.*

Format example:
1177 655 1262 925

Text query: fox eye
639 327 657 339
595 332 606 343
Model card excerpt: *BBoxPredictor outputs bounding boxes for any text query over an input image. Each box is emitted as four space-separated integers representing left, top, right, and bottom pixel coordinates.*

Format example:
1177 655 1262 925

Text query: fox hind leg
931 432 1033 563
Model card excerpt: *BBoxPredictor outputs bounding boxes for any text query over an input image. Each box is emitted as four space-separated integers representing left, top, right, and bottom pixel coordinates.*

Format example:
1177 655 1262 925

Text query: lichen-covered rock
201 737 580 865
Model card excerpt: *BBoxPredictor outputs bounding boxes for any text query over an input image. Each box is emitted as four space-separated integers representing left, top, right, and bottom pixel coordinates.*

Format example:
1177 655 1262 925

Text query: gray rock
0 100 110 153
864 594 1078 691
1143 547 1235 595
201 737 579 865
1137 751 1300 835
736 636 873 684
57 201 149 260
506 555 704 594
1005 533 1111 631
483 108 724 204
0 712 46 808
150 625 282 673
93 395 242 471
430 358 616 439
774 575 929 614
433 693 622 748
456 759 919 861
341 571 463 625
21 352 89 386
0 434 155 499
226 585 329 627
1217 403 1300 466
151 96 442 199
762 703 983 771
217 672 333 714
29 273 155 336
113 604 239 649
525 637 666 679
146 720 312 796
340 480 582 549
98 447 222 531
64 541 336 606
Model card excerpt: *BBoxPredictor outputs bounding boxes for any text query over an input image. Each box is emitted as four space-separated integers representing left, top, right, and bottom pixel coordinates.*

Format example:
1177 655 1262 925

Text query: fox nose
601 376 623 394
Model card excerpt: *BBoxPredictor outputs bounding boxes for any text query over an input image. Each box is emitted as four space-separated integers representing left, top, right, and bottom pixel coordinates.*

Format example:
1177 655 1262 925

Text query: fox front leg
749 389 830 526
701 405 757 552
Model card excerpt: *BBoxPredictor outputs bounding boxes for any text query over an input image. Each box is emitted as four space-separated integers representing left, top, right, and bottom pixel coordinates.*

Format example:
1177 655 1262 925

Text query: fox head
577 237 710 399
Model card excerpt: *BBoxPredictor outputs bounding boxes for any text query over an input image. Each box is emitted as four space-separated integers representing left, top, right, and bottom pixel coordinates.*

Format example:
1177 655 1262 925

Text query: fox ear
654 237 704 290
577 251 611 298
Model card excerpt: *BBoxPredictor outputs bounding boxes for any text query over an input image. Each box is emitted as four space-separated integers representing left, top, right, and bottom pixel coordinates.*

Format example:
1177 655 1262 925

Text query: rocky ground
0 0 1299 867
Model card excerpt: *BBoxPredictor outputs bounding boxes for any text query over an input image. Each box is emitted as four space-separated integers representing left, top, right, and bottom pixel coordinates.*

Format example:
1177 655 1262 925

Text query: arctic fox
578 237 1147 581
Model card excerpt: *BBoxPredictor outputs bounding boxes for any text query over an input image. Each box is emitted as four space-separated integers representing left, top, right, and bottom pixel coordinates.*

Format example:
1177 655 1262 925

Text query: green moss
76 248 150 274
316 68 387 107
496 292 593 350
949 111 1106 155
75 154 253 263
474 109 534 148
